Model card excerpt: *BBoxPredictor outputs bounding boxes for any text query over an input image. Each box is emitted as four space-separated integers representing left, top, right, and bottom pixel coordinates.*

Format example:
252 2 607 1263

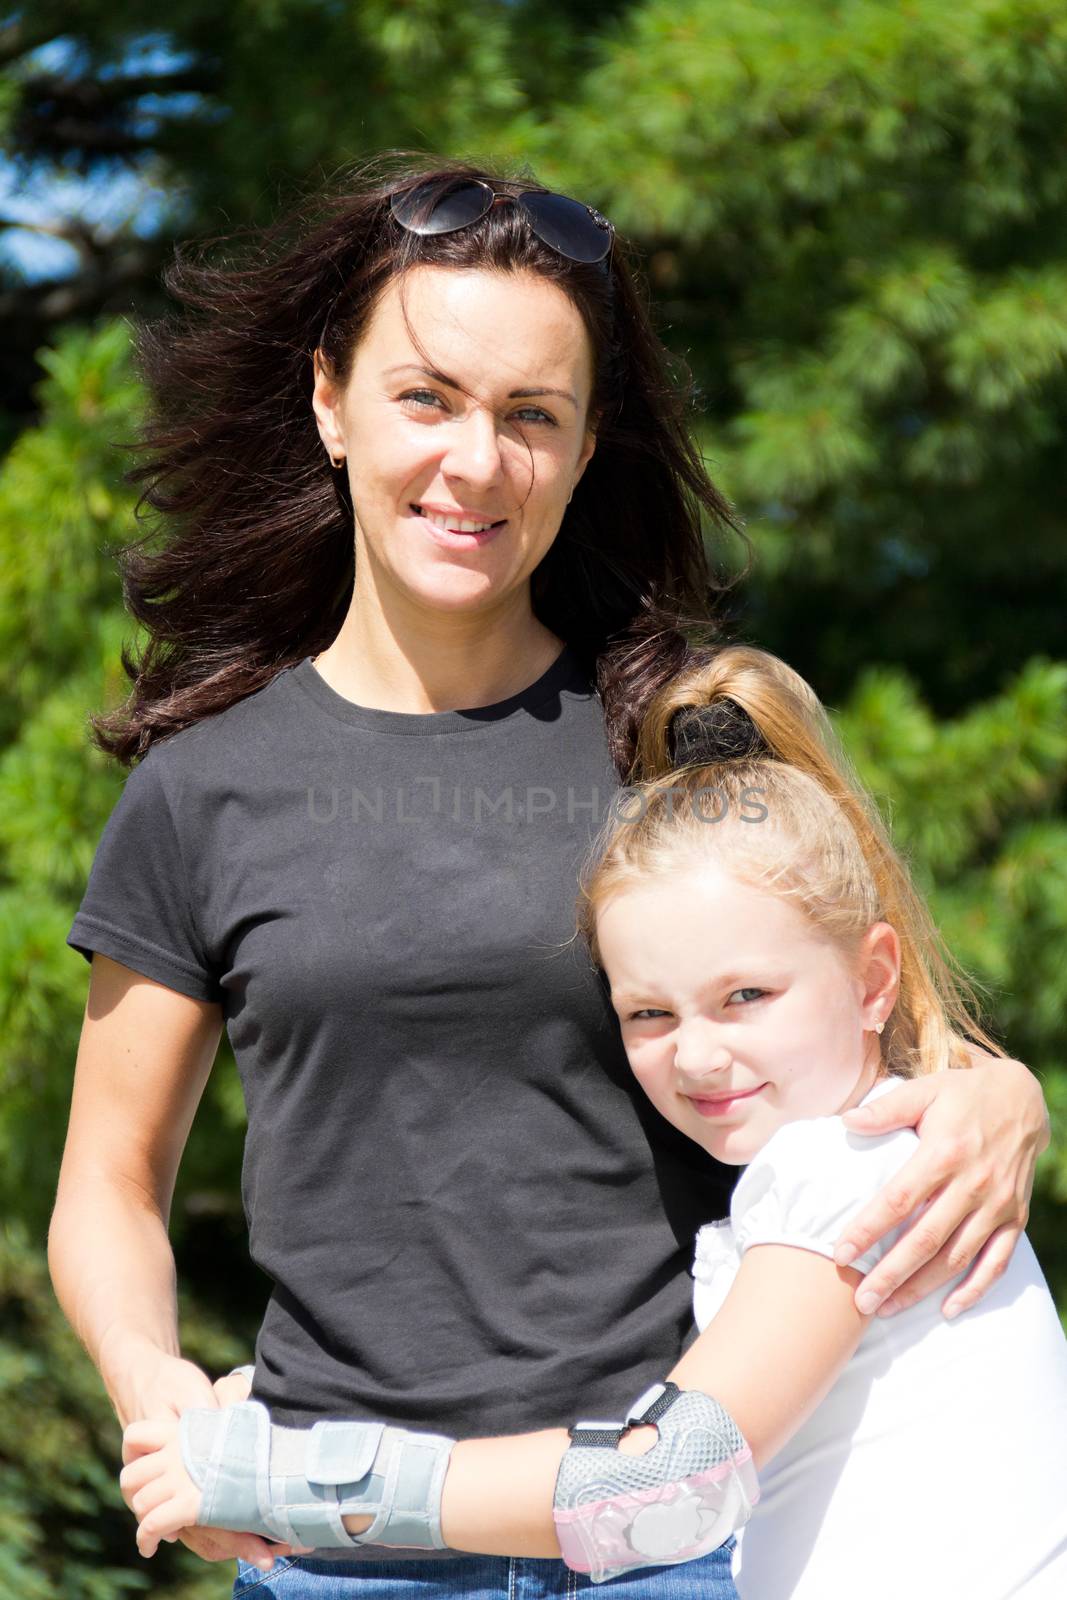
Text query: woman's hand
833 1049 1049 1319
114 1342 306 1571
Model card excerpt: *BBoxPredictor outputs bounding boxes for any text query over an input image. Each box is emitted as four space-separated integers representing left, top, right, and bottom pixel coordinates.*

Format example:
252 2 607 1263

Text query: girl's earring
875 1022 885 1035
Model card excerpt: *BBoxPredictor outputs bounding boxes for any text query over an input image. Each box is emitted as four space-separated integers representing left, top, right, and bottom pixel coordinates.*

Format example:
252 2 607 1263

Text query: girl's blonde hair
577 645 1002 1077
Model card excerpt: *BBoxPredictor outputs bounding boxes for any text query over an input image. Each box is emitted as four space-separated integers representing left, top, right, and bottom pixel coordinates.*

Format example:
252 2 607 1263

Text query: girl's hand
121 1416 200 1559
114 1345 307 1570
835 1050 1049 1319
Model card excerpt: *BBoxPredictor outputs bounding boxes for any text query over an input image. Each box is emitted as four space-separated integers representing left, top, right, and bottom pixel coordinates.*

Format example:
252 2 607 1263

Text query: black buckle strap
567 1425 626 1448
630 1380 680 1427
568 1382 681 1448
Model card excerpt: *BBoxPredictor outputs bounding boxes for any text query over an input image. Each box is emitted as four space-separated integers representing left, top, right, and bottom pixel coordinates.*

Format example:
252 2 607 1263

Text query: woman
50 153 1048 1598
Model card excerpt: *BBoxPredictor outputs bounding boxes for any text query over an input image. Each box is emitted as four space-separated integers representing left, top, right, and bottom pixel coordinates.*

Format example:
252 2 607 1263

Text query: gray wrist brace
552 1382 759 1583
179 1400 456 1550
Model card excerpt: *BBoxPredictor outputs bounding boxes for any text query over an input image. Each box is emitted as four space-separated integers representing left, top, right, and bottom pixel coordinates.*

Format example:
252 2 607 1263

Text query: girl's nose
674 1028 733 1084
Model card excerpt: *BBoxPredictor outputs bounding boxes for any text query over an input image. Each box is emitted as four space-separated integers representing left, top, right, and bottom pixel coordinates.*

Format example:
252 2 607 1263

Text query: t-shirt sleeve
66 752 222 1003
730 1112 920 1277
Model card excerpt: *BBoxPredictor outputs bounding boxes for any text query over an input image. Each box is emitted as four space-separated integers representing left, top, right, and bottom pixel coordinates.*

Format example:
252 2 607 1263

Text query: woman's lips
687 1084 766 1118
412 507 508 549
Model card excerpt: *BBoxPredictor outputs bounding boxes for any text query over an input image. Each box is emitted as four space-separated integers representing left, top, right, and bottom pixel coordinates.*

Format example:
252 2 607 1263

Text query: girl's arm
124 1243 868 1560
430 1244 868 1556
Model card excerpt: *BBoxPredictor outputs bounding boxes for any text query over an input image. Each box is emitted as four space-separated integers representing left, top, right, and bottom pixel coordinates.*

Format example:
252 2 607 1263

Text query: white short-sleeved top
692 1079 1067 1600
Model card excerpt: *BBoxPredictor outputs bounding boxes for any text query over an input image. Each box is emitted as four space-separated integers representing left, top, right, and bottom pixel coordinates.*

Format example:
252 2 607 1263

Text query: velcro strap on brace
553 1384 760 1584
179 1401 455 1551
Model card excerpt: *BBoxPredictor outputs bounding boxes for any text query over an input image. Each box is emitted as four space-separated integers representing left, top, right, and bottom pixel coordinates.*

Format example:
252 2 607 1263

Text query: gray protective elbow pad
179 1400 455 1551
552 1382 759 1583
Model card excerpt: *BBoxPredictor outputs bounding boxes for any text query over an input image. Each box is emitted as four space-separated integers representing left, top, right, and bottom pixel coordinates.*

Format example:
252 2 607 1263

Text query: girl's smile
687 1083 769 1119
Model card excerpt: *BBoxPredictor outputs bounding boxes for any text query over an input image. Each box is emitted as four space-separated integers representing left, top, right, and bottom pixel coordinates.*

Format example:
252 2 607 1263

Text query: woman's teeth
414 507 502 533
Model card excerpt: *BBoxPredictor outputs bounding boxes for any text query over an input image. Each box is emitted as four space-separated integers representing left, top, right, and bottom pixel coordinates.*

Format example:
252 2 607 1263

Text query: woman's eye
400 389 445 412
629 1008 671 1021
512 407 556 426
398 391 556 426
727 988 766 1005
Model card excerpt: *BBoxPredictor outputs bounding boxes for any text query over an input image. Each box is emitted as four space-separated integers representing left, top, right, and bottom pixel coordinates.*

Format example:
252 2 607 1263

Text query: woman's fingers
839 1146 1030 1317
832 1141 951 1278
866 1207 995 1317
177 1525 304 1569
840 1075 934 1137
212 1371 253 1407
939 1221 1020 1319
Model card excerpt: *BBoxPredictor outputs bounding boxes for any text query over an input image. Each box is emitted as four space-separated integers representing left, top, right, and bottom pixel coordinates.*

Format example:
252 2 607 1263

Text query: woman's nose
442 405 506 489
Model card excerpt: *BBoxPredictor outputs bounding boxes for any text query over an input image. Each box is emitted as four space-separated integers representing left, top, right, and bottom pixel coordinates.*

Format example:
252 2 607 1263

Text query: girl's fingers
122 1420 176 1463
137 1495 199 1560
119 1452 164 1497
130 1475 180 1520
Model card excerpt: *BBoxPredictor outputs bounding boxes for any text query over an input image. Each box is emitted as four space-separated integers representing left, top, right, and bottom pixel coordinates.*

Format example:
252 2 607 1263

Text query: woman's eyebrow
383 362 577 408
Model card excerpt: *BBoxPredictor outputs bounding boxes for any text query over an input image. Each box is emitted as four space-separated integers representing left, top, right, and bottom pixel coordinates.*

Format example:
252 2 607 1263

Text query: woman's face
312 265 597 621
596 863 897 1165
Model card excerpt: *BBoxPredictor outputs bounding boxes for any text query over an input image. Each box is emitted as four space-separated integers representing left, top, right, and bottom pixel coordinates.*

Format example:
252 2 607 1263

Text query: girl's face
312 265 597 622
596 862 899 1165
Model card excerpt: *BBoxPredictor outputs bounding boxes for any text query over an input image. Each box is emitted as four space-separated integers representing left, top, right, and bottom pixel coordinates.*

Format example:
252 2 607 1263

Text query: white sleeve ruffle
730 1112 920 1277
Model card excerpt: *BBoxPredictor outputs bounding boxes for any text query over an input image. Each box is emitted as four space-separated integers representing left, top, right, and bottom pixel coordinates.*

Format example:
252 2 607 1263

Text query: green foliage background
1 1 1065 1593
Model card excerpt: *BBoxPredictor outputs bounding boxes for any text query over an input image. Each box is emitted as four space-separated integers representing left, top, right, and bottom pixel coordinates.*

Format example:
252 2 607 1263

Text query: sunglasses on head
389 178 615 268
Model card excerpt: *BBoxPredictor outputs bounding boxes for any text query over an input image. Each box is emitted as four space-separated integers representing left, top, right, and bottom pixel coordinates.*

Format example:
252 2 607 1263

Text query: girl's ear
858 921 901 1030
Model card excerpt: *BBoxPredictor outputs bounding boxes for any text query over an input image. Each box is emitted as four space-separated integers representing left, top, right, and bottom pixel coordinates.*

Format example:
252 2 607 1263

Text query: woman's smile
411 502 510 549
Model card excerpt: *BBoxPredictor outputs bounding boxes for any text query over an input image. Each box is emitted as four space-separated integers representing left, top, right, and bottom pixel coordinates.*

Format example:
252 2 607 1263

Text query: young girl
121 645 1067 1597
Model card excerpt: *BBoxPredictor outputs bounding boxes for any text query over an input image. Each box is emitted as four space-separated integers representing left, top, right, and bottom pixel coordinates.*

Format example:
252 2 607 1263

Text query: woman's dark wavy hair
94 149 750 778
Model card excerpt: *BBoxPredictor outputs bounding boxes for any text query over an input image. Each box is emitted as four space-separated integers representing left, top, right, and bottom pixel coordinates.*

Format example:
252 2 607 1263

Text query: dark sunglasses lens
518 191 612 263
390 181 492 235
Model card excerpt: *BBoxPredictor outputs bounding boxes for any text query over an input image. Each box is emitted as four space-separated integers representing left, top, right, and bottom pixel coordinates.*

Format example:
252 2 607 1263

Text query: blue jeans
233 1542 738 1598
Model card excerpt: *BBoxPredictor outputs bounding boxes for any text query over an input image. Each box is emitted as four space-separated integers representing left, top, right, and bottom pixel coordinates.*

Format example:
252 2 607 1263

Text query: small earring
875 1022 885 1035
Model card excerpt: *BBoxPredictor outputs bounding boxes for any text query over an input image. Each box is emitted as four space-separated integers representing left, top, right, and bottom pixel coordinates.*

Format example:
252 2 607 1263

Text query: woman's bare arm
50 952 300 1569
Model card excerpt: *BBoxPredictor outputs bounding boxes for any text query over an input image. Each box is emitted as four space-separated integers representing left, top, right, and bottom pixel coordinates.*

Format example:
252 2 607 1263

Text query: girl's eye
629 1008 671 1022
727 987 766 1005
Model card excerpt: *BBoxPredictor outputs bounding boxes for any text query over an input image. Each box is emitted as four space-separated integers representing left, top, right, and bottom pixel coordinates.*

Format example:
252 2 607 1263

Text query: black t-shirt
68 646 731 1439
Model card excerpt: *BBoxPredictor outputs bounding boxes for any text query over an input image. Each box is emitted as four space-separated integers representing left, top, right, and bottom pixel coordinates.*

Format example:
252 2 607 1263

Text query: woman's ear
858 922 901 1030
571 426 597 496
311 348 346 463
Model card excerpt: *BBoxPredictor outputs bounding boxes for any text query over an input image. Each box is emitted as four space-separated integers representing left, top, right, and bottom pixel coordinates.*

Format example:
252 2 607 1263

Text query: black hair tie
667 698 770 767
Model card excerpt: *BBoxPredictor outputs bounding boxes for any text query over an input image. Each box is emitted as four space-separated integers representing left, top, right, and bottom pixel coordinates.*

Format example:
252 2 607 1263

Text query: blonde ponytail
578 645 1001 1077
